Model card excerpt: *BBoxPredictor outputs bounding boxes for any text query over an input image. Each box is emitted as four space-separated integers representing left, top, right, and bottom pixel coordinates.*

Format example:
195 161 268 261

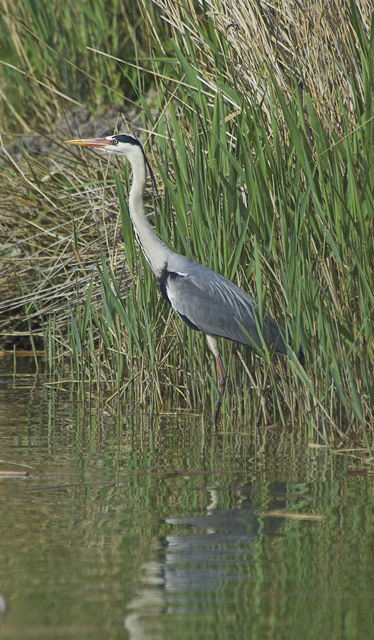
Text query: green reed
1 0 373 440
0 0 165 129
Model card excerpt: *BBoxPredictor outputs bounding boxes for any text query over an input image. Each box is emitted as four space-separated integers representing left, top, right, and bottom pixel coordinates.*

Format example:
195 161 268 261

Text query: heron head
66 133 143 161
66 133 157 190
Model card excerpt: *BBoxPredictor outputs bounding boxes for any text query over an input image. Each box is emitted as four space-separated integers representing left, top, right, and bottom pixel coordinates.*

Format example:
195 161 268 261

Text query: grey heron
67 134 304 421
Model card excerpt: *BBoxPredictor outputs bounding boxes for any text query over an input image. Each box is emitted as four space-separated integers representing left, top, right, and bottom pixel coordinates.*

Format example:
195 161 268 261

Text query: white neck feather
127 149 170 278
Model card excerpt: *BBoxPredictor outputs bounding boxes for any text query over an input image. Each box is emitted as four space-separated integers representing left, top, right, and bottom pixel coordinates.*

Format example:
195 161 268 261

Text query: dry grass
152 0 373 133
0 140 125 348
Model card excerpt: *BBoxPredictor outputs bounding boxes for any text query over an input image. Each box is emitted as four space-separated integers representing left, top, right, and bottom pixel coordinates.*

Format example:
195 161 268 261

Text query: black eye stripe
113 134 142 147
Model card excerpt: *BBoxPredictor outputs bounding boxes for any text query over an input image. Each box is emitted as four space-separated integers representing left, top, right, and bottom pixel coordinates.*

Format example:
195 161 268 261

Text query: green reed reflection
0 368 373 640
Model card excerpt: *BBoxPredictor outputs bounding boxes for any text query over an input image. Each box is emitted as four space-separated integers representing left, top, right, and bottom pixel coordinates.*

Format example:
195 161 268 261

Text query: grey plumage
159 253 288 356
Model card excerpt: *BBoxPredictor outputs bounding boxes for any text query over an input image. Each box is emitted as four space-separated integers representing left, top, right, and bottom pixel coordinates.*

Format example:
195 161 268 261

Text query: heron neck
128 156 168 278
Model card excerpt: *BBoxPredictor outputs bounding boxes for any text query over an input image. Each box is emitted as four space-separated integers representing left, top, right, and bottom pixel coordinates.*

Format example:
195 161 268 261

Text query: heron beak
65 137 110 148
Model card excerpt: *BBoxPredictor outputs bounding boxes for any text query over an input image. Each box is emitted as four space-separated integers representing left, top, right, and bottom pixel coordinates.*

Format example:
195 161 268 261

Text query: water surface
0 360 373 639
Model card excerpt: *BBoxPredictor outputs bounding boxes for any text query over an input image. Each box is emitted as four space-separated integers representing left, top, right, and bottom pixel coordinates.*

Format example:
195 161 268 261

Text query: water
0 360 373 639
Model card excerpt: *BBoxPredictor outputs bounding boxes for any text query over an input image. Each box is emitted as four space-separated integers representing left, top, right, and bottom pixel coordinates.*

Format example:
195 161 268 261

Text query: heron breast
157 269 201 332
158 268 185 304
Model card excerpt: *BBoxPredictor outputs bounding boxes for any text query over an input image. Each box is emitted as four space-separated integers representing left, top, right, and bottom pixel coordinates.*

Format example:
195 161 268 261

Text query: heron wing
162 262 288 355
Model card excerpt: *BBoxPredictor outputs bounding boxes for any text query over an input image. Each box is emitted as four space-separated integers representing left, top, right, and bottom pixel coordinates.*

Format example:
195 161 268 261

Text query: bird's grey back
161 251 289 356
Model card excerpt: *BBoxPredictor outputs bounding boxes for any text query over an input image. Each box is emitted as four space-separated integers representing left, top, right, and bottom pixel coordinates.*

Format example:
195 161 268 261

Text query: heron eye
112 138 119 145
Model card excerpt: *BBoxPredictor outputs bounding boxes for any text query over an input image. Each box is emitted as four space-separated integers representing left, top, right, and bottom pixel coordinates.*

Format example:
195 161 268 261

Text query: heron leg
206 335 227 423
212 351 227 423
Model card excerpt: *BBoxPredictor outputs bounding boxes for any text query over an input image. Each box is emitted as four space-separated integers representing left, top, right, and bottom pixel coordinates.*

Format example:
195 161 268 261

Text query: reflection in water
1 364 374 640
0 593 7 623
125 488 266 637
164 506 258 598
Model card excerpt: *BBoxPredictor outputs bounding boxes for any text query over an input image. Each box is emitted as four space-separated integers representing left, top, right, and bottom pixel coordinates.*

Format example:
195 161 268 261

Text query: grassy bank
0 1 373 441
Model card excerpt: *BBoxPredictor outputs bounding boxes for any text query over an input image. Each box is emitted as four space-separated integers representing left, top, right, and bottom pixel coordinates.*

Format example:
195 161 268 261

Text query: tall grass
0 0 165 129
0 0 373 441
